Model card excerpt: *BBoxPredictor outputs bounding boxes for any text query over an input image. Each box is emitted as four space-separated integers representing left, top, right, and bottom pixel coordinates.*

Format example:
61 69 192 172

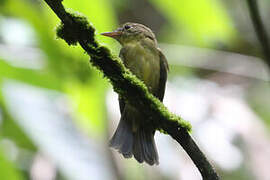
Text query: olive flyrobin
101 22 169 165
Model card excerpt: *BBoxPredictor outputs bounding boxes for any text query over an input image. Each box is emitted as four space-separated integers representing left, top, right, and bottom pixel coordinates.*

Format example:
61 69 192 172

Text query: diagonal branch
43 0 219 179
246 0 270 70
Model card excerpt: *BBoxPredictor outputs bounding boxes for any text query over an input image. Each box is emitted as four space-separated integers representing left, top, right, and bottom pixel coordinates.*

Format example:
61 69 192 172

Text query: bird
101 22 169 165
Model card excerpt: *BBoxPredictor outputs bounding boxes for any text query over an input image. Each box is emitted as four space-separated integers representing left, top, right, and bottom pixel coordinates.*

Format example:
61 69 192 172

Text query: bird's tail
109 107 159 165
132 128 159 165
109 116 133 158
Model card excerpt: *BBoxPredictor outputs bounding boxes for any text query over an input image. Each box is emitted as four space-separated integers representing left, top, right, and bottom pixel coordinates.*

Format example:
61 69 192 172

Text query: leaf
0 59 61 90
0 141 23 180
150 0 237 47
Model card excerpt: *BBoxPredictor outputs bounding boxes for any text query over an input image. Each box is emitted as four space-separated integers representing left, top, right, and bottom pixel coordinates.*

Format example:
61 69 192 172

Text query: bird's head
101 22 157 46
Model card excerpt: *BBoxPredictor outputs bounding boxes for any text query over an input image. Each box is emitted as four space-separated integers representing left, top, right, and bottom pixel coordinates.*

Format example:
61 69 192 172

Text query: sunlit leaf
0 59 61 90
0 141 23 180
150 0 237 47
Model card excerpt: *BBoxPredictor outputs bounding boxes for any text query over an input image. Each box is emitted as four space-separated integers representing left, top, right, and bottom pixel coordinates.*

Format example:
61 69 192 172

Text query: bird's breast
122 42 160 93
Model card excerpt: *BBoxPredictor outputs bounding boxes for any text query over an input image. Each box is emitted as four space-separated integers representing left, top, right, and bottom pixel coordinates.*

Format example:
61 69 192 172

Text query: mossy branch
43 0 219 179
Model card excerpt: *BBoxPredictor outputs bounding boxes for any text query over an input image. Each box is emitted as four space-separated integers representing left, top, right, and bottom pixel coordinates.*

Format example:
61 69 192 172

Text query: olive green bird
101 22 169 165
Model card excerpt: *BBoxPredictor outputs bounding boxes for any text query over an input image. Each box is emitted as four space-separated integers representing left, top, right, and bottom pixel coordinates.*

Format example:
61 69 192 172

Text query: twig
246 0 270 69
43 0 219 179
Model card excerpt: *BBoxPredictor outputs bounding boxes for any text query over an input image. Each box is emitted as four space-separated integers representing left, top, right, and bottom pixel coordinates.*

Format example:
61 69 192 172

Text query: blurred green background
0 0 269 180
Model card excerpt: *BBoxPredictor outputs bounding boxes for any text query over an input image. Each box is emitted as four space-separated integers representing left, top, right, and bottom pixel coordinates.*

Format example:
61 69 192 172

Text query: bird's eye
124 25 131 30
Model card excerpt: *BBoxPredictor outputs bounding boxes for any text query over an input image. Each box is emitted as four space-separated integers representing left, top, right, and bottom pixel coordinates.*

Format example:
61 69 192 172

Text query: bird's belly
124 49 160 93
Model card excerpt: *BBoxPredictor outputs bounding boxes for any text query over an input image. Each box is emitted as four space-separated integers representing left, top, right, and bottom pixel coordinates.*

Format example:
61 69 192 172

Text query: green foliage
0 147 23 180
0 88 35 150
0 0 118 137
0 60 62 90
150 0 237 47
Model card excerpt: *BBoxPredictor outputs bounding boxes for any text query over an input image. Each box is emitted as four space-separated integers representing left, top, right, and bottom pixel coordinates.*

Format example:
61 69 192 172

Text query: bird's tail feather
110 107 159 165
109 117 133 158
133 128 159 165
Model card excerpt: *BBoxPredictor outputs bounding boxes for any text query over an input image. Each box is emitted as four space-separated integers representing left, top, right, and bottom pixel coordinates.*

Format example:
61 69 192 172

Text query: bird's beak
100 31 122 38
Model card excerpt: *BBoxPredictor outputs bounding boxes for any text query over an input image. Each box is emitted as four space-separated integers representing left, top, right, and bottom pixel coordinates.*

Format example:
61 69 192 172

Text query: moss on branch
56 12 96 46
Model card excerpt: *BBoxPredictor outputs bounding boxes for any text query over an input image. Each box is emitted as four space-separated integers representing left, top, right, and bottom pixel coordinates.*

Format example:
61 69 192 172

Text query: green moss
147 92 192 131
123 72 148 90
56 23 76 45
172 115 192 131
56 11 96 46
120 69 192 132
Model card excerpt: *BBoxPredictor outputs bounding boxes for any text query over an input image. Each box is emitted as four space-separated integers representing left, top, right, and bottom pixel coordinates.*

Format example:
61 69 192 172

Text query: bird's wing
156 48 169 101
118 47 127 114
118 96 125 114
